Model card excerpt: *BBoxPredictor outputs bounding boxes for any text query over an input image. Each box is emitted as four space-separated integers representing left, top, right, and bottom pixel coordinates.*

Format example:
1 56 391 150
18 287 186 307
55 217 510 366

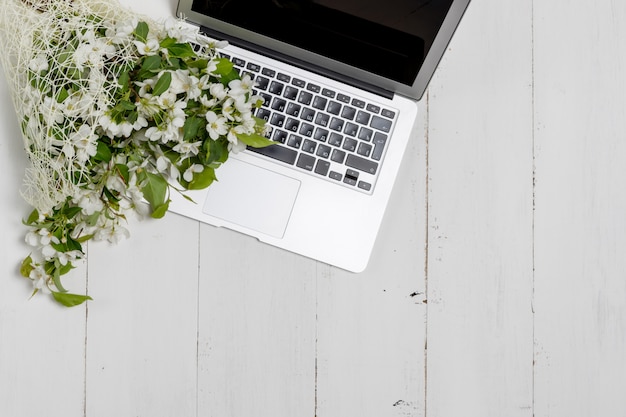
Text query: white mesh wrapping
0 0 154 213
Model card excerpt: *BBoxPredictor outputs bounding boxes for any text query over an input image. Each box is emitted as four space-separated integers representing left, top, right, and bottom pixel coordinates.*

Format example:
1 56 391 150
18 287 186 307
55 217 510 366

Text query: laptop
170 0 471 272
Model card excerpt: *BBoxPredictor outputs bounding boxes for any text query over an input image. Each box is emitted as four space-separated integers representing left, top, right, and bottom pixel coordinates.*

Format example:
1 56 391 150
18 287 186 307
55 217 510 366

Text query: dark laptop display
190 0 453 86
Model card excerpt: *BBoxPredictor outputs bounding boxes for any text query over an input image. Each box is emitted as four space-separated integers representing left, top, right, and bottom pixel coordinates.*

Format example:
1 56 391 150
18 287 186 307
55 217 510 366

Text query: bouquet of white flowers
0 0 272 306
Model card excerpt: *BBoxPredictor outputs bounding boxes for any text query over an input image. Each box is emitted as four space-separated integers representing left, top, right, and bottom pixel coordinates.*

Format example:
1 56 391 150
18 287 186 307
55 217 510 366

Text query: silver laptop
170 0 471 272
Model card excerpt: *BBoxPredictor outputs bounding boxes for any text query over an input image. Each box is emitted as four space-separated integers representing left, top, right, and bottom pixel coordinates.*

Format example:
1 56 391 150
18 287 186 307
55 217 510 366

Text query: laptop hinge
200 25 395 100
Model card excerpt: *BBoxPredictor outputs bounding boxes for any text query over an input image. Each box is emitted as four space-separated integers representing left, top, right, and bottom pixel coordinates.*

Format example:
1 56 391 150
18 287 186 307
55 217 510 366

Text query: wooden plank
84 214 199 417
314 109 428 416
0 68 87 417
196 227 317 417
425 0 534 415
533 1 626 416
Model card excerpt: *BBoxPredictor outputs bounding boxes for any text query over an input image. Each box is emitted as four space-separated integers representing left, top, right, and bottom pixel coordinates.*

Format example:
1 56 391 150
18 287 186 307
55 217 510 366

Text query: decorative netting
0 0 155 213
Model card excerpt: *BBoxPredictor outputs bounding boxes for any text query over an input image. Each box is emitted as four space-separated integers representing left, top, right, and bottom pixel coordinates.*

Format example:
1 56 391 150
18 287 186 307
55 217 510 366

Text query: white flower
228 74 254 97
209 83 228 101
205 111 228 140
133 38 161 56
170 70 201 99
74 188 104 216
28 54 49 73
95 222 130 244
69 124 98 162
42 96 65 125
29 265 50 294
164 17 200 43
107 18 139 44
172 140 202 158
226 125 249 153
183 164 204 182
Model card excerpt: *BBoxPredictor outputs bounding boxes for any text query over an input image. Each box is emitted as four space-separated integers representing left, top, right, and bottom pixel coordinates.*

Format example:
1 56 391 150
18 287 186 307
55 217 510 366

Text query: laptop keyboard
225 53 398 194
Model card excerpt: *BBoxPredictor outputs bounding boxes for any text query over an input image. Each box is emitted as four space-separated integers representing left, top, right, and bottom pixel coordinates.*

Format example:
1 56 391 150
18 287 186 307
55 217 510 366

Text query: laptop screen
190 0 453 86
181 0 471 99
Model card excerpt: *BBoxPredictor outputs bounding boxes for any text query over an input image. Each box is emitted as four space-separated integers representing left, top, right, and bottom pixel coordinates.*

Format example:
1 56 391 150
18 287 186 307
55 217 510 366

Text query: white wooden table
2 0 626 416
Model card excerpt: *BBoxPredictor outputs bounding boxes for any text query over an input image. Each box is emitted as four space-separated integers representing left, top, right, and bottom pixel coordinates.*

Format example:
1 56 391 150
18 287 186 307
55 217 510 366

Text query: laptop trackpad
202 158 300 239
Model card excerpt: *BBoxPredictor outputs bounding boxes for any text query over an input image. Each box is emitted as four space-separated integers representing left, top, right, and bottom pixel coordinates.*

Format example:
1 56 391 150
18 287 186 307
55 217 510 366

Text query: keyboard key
298 91 313 105
366 103 381 113
255 76 269 90
337 93 350 103
296 153 315 171
248 144 297 165
316 144 331 158
302 139 316 153
346 154 378 175
358 181 372 191
269 81 284 95
329 117 344 132
352 98 366 108
327 101 342 115
314 160 330 176
285 118 300 132
331 149 346 163
381 108 396 119
371 115 392 133
292 78 306 87
272 129 288 144
314 127 329 142
357 142 372 158
270 113 285 127
232 57 246 67
246 62 261 72
343 169 359 185
277 73 291 82
256 108 271 121
355 110 371 125
322 88 335 98
312 96 328 110
300 107 316 122
261 68 276 77
372 132 387 160
307 83 321 93
358 127 373 142
284 86 299 100
286 102 301 117
344 122 358 137
315 112 330 127
341 106 356 120
329 171 342 181
299 122 314 137
328 132 343 147
271 98 286 112
287 134 302 148
342 138 357 152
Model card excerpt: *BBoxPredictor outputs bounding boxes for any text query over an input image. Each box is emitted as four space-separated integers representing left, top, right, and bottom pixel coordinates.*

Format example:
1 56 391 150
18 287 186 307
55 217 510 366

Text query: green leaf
152 71 172 96
138 55 162 79
51 291 93 307
151 201 170 219
166 43 196 59
134 21 149 43
20 256 34 278
139 171 169 212
237 132 275 148
118 70 130 93
56 87 70 104
115 164 130 184
51 265 67 293
215 58 240 84
24 209 40 225
93 141 113 162
182 116 204 141
187 167 216 190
